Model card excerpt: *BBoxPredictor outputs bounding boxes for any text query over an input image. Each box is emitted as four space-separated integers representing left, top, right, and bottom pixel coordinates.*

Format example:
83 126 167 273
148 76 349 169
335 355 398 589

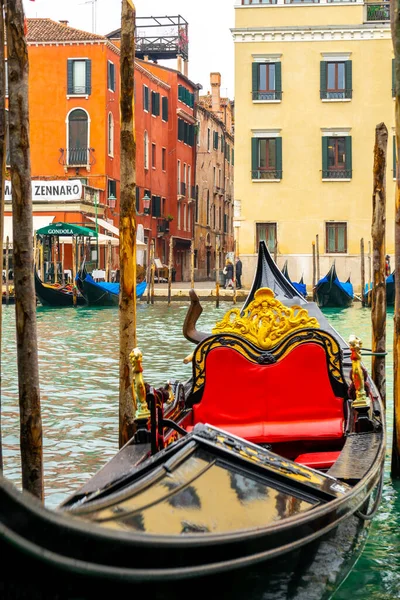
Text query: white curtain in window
144 131 149 169
73 61 86 94
108 113 114 156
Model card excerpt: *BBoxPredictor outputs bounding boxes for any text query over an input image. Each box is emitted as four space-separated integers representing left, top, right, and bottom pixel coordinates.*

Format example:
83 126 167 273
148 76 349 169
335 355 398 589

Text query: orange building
4 18 121 270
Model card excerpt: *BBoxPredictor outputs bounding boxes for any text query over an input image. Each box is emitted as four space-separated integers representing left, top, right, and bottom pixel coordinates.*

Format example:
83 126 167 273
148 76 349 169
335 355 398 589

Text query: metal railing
67 147 89 166
252 169 282 180
365 2 390 21
320 89 352 100
322 169 352 179
252 90 282 101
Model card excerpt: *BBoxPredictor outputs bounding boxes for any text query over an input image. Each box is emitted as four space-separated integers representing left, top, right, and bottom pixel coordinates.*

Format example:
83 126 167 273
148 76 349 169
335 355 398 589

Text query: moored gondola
76 267 147 306
34 269 86 307
315 263 354 308
365 271 395 306
0 242 384 599
282 260 307 298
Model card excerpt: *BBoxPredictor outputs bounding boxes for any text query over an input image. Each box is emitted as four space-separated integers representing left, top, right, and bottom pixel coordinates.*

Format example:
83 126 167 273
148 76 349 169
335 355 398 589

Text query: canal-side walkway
148 280 249 301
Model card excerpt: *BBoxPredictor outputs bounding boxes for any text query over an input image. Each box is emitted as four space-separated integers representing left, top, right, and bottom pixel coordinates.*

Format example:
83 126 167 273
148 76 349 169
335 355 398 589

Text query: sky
24 0 235 97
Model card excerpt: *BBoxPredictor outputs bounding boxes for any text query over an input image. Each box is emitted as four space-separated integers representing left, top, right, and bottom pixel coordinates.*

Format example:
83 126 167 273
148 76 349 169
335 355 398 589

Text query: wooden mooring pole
5 234 9 304
6 0 43 499
150 240 155 305
0 0 5 471
167 235 173 306
368 240 372 298
360 238 366 306
312 241 316 301
190 239 195 290
233 239 237 305
371 123 387 410
316 234 320 283
119 0 138 448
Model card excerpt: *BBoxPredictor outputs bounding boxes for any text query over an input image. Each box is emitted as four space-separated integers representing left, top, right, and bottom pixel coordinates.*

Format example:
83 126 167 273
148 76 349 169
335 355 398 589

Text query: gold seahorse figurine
129 347 151 420
348 335 370 410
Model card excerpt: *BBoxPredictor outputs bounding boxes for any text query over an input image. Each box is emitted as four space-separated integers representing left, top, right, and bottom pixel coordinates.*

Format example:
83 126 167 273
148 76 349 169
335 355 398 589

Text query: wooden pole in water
150 239 155 305
72 238 77 305
119 0 138 448
5 235 9 304
146 239 151 305
190 239 195 289
216 242 220 308
233 239 237 305
316 234 320 283
368 240 372 297
312 241 316 301
53 239 57 284
61 242 65 284
6 0 43 499
0 0 5 471
371 123 387 410
40 239 44 282
360 238 366 306
167 235 173 306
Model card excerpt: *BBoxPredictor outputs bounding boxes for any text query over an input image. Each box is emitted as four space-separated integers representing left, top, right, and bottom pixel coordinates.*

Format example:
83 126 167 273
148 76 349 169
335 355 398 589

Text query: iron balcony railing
320 89 352 100
59 147 96 168
322 169 352 179
365 2 390 21
252 90 282 101
252 169 282 180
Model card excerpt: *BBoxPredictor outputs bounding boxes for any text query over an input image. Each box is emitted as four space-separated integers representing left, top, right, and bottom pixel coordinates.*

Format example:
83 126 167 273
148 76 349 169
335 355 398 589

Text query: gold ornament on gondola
348 335 370 409
129 348 151 419
212 288 319 350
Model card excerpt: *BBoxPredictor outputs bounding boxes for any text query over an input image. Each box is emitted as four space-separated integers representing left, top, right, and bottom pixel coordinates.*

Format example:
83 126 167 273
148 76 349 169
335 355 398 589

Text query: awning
36 222 97 237
87 216 119 237
4 215 56 244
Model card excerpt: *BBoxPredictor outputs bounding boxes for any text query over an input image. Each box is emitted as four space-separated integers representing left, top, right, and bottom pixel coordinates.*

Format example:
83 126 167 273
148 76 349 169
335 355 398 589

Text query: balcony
320 89 352 100
59 147 96 169
252 169 282 181
252 91 282 101
322 169 352 180
365 2 390 21
214 185 225 195
157 218 170 236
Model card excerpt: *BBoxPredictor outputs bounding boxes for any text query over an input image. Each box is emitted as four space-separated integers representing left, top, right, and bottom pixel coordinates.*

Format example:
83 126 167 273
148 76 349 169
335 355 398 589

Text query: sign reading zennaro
5 180 83 201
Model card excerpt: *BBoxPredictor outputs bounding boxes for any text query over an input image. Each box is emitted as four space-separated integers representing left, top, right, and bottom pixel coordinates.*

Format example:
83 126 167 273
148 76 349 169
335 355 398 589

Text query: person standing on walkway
235 256 243 289
224 259 234 289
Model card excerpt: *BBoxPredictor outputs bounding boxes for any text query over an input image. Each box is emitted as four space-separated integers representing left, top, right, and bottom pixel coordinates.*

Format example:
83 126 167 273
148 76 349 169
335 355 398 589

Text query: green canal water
1 301 400 599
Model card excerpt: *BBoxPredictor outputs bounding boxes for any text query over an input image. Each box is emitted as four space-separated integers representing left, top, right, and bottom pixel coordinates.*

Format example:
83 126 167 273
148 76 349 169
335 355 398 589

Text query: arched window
68 108 89 165
108 112 114 157
144 131 149 170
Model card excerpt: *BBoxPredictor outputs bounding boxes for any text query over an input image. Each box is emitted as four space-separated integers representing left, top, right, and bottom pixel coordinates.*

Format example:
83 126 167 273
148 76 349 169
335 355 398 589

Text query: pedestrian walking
385 254 391 276
224 259 234 289
235 256 243 289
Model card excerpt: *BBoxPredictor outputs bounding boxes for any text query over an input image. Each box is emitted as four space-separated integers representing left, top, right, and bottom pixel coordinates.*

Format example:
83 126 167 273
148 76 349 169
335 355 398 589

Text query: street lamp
142 192 151 216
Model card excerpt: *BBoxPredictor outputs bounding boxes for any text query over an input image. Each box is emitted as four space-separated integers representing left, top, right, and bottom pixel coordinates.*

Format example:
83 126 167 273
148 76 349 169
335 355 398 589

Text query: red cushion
294 451 341 469
191 343 345 444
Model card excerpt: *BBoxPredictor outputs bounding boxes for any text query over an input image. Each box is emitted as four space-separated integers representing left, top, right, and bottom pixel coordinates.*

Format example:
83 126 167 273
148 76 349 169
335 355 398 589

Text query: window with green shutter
251 137 282 180
322 136 352 179
326 222 347 253
320 61 352 100
108 61 116 92
151 195 162 218
67 59 91 95
162 96 168 121
213 131 218 150
252 62 282 101
256 223 277 253
178 119 184 142
151 91 160 116
143 85 149 111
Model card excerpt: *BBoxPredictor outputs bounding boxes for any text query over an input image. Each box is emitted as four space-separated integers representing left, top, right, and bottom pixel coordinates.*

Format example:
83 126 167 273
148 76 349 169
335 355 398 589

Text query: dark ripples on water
1 301 400 598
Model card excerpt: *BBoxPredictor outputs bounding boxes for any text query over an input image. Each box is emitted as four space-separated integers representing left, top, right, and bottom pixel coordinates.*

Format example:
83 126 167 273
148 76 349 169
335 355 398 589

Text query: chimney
210 72 221 116
59 20 69 26
177 55 183 74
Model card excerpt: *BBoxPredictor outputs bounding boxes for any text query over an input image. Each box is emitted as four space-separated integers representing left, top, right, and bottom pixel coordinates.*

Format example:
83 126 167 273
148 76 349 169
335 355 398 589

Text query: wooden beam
371 123 387 409
119 0 137 448
6 0 43 499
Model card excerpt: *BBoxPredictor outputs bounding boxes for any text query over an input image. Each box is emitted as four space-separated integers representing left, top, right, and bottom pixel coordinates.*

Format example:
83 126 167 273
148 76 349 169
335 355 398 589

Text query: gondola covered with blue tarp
281 261 307 298
315 263 353 308
77 269 147 306
365 271 395 306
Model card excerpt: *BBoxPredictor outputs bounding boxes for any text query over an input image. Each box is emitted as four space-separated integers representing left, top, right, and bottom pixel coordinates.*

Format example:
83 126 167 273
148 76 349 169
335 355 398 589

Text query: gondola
2 293 15 304
281 260 307 297
76 267 147 306
0 242 384 599
365 271 395 306
34 269 86 307
314 263 354 308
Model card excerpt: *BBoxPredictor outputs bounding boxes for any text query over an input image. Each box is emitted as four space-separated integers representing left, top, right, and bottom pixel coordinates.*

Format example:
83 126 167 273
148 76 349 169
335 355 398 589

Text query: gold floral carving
212 288 319 349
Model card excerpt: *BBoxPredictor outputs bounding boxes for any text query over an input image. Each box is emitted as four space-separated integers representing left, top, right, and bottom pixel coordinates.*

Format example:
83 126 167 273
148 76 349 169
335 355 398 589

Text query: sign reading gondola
5 179 82 201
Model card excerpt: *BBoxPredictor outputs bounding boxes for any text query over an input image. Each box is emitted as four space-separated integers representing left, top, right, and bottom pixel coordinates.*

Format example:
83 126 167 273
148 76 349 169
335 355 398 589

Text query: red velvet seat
190 343 345 445
294 451 341 470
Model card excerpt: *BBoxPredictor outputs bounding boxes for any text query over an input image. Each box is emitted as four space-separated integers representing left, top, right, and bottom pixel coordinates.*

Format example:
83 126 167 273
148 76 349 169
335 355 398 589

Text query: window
144 131 149 169
108 61 116 92
183 204 187 231
326 222 347 253
207 128 211 152
162 147 166 171
213 167 216 187
188 165 191 195
320 60 352 100
183 163 187 189
151 195 162 218
213 204 216 230
177 159 181 189
178 202 181 229
188 204 191 232
108 112 114 157
213 131 219 150
162 96 169 121
252 62 281 101
143 85 149 111
151 91 160 116
67 59 91 96
256 223 276 253
251 137 282 180
178 85 194 108
322 136 352 179
178 119 195 146
152 143 156 168
67 108 89 165
108 179 117 199
195 186 199 222
206 190 210 225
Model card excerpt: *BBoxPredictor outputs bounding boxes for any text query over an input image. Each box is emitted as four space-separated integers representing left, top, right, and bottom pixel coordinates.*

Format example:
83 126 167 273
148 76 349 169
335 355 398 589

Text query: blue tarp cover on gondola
365 272 394 294
82 275 147 297
292 281 307 297
317 275 353 298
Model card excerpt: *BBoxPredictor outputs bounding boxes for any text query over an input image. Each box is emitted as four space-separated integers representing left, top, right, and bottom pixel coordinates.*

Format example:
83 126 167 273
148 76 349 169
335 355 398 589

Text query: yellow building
233 0 394 291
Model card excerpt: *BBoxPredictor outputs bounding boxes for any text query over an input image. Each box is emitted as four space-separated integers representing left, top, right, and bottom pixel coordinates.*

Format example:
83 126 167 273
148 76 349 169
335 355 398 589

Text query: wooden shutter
345 136 352 176
251 138 259 178
252 62 258 100
275 138 282 178
162 96 168 121
67 59 74 95
189 124 195 147
155 93 160 116
320 61 327 99
275 63 282 100
322 137 328 177
178 119 184 141
345 60 352 98
394 135 397 178
213 131 218 150
85 59 92 95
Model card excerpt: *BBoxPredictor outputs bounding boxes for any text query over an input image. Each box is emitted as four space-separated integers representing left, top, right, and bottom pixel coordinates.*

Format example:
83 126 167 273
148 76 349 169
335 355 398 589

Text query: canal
1 301 400 598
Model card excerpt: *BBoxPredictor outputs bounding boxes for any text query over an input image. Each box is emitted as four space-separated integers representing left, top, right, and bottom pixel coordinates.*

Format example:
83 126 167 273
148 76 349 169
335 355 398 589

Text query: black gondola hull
35 270 85 307
315 280 353 308
77 275 119 306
